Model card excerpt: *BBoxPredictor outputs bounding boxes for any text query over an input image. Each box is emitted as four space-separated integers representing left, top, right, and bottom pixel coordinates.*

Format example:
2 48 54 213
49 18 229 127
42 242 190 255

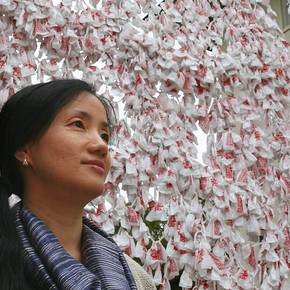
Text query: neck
23 192 85 262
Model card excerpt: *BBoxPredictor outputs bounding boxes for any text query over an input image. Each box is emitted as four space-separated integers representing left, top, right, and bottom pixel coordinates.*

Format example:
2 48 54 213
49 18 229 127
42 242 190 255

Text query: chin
73 179 105 199
86 184 105 197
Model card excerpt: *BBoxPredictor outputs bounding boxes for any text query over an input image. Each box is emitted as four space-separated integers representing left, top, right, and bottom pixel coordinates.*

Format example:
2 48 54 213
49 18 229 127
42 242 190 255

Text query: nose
87 133 109 157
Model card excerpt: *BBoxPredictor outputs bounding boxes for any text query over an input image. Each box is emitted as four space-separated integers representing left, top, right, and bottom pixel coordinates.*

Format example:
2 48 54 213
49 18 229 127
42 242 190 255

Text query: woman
0 79 156 290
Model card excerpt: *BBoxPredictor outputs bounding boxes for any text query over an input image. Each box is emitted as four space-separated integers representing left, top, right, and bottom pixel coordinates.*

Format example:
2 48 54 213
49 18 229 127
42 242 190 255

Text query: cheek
30 131 82 171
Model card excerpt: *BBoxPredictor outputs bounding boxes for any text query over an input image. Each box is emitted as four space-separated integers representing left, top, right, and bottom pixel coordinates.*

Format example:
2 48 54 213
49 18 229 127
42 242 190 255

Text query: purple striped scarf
14 203 138 290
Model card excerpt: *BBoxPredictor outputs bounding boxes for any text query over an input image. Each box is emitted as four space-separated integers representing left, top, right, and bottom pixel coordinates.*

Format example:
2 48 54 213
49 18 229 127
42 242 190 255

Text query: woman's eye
72 120 85 129
101 133 110 143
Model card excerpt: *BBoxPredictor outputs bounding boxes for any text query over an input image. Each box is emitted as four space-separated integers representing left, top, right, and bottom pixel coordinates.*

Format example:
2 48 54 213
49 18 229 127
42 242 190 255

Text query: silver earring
23 158 28 166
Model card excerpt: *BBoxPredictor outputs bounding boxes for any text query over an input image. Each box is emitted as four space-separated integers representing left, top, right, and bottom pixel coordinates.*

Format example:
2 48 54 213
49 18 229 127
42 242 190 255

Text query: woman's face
21 92 112 203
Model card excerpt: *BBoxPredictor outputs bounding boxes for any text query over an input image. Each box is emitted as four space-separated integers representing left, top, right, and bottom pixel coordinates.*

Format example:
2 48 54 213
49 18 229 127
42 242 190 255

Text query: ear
14 146 32 165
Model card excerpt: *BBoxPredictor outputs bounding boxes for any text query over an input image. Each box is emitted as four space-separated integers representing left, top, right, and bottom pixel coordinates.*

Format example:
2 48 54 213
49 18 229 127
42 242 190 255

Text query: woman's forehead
59 92 107 120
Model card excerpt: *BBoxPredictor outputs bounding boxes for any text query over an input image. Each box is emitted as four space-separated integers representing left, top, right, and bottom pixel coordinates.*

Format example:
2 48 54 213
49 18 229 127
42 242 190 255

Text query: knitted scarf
14 203 138 290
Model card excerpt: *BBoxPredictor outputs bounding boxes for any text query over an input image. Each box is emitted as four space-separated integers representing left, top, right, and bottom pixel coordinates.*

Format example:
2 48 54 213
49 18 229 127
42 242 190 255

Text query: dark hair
0 79 116 289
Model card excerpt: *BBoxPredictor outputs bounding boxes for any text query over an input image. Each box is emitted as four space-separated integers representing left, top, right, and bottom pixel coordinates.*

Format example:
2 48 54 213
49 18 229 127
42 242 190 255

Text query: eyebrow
71 109 109 128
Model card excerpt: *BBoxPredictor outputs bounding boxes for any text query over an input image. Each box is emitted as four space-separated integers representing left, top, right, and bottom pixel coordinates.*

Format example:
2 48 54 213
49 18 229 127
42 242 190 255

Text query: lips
82 159 105 171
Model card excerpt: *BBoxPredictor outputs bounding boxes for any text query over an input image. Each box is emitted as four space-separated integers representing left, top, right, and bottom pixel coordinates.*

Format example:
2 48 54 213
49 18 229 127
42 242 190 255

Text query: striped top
15 205 138 290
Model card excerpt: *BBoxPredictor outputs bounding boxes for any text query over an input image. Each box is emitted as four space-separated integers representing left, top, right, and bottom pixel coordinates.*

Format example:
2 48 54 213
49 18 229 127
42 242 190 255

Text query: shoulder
123 254 157 290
